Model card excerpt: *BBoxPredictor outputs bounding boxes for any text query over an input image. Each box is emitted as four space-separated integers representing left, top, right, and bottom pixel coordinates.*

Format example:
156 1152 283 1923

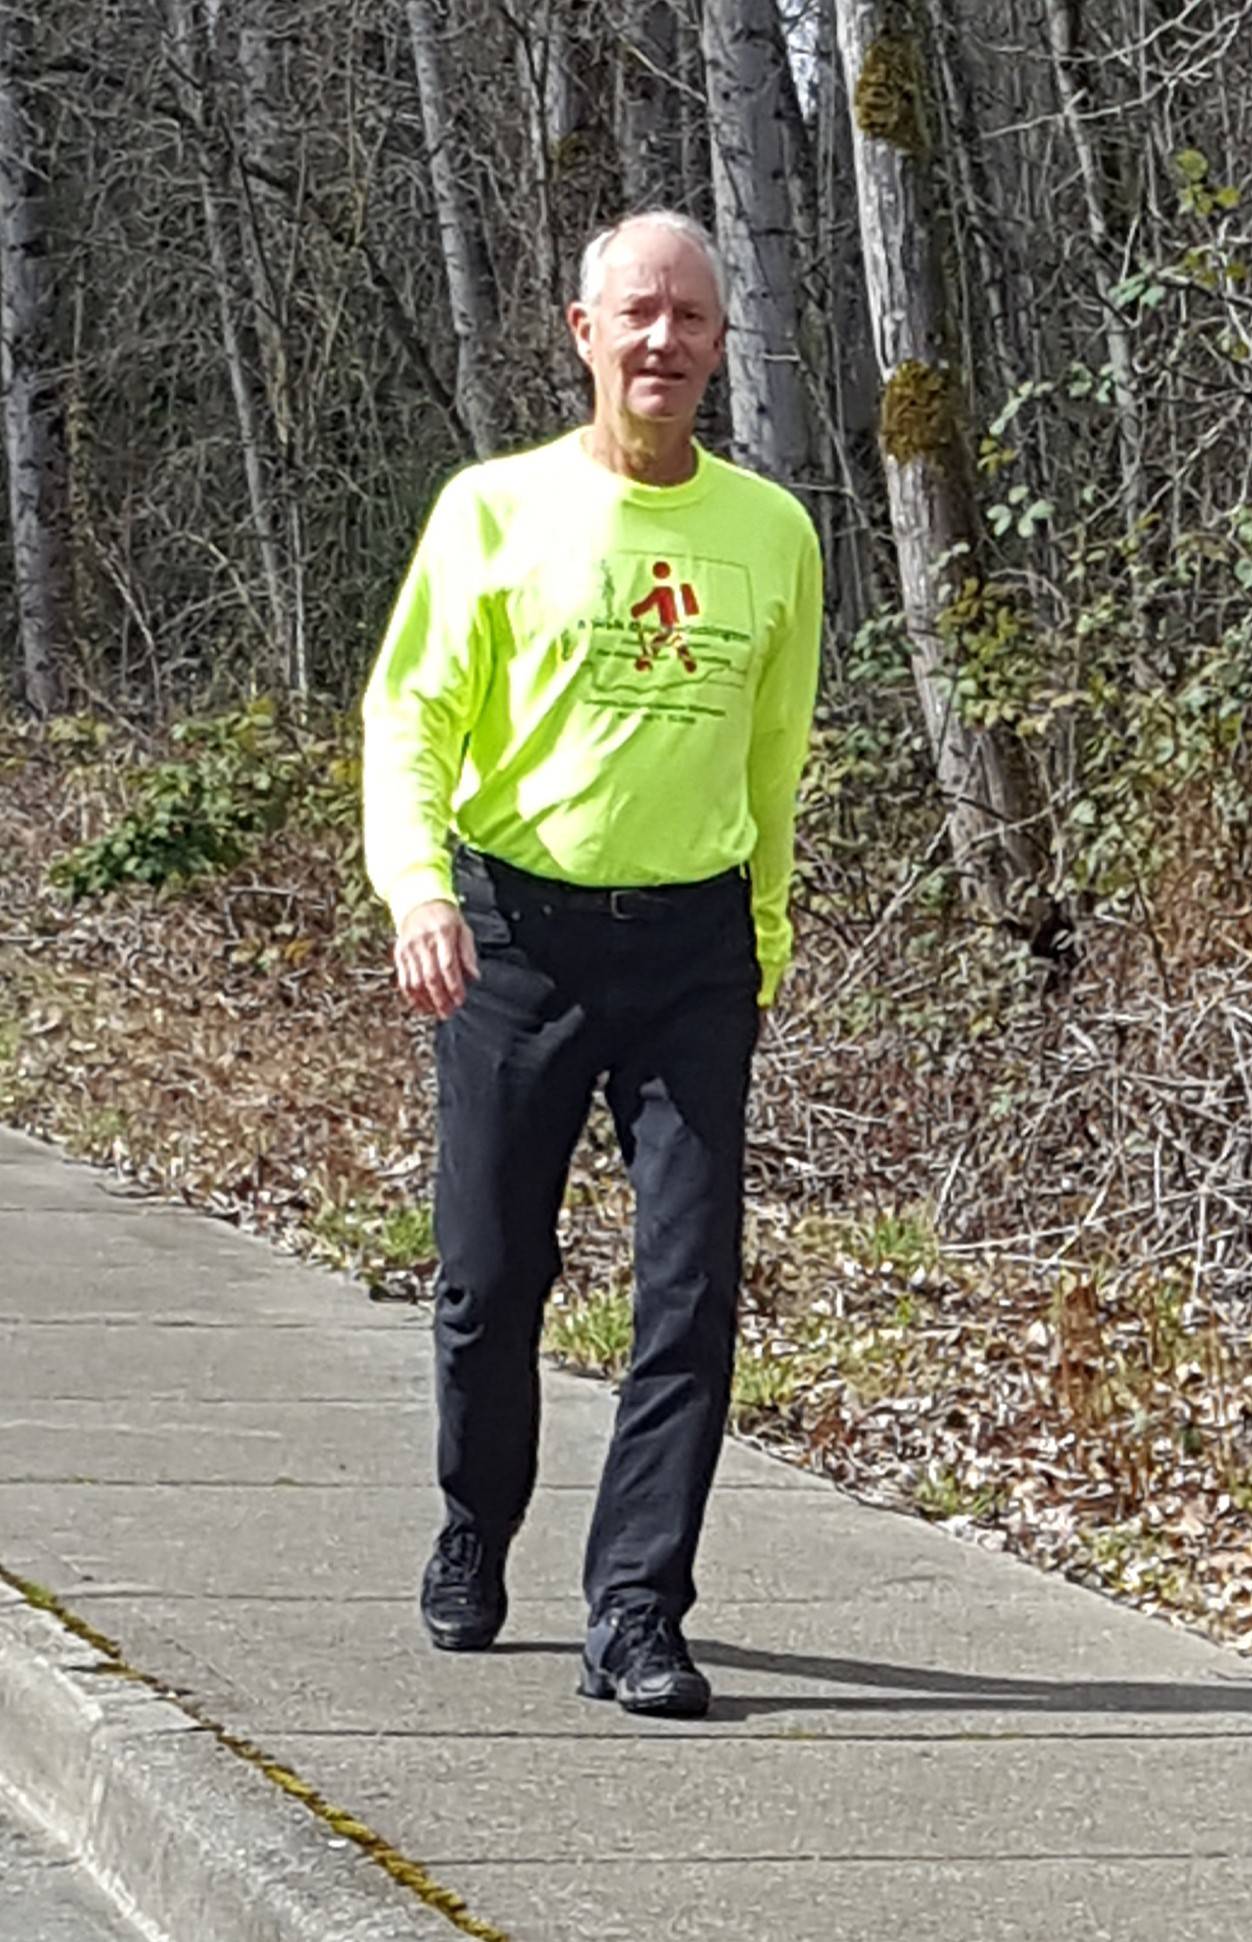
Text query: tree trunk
1043 0 1143 532
238 0 307 691
813 0 882 646
701 0 811 484
408 0 512 456
923 0 1025 414
0 1 68 713
168 0 290 680
834 0 1045 915
678 7 714 230
617 0 682 207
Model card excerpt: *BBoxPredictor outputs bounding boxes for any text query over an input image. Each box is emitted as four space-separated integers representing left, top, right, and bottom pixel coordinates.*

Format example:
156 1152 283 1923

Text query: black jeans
432 844 760 1622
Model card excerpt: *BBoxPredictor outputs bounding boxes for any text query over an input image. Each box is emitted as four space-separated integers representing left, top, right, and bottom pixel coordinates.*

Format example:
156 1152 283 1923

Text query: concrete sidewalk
1 1794 146 1942
3 1125 1252 1942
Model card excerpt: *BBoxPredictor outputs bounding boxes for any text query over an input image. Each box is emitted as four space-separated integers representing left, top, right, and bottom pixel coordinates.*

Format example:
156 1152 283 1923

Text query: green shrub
47 699 351 899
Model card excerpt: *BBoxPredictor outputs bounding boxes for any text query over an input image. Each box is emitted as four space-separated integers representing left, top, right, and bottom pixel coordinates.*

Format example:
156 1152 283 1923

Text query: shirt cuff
757 959 786 1007
385 861 458 929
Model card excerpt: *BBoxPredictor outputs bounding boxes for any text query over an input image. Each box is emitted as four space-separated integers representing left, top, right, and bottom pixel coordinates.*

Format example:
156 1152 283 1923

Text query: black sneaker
420 1525 508 1652
578 1603 711 1718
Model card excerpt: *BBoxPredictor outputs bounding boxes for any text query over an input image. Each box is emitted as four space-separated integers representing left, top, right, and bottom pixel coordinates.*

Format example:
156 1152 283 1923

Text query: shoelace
433 1528 488 1605
613 1608 693 1674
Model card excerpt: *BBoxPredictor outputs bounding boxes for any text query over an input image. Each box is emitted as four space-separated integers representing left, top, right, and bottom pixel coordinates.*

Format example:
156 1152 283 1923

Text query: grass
843 1202 941 1274
6 704 1252 1658
791 1201 941 1279
64 1106 132 1156
732 1352 812 1419
915 1466 1003 1523
308 1197 435 1269
544 1286 634 1376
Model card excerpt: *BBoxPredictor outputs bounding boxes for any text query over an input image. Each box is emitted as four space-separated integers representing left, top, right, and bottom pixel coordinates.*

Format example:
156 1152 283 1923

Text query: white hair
578 210 728 317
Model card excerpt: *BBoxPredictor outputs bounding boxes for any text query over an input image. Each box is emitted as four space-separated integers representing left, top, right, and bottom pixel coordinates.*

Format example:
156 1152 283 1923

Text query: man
362 210 820 1719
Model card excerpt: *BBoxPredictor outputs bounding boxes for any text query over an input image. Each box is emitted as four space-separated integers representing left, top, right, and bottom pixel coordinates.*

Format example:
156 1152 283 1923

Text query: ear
711 316 728 371
567 300 594 368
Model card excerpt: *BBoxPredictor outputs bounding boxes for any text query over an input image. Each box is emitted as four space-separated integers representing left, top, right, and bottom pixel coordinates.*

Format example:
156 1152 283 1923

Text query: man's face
568 224 726 430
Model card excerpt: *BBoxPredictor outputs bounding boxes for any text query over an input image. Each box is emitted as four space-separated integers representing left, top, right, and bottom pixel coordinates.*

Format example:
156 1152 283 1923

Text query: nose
644 309 676 351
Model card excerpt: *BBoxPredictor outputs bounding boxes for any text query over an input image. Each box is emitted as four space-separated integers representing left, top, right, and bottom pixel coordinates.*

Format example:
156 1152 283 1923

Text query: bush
47 699 356 899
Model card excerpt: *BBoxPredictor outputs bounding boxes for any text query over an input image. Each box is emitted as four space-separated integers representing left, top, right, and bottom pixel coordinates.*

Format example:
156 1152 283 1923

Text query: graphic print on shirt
583 553 758 720
629 562 700 673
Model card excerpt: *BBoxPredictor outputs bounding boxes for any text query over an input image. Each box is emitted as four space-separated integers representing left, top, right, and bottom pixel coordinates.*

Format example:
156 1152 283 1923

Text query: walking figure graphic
631 562 700 673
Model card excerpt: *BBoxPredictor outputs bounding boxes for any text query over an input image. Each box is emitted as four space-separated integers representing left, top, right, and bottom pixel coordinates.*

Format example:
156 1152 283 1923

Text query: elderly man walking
362 210 820 1717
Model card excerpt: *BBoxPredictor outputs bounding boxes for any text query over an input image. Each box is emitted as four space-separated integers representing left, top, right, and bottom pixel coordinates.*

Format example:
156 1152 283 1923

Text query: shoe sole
425 1623 502 1652
421 1596 507 1654
578 1660 710 1719
419 1571 507 1654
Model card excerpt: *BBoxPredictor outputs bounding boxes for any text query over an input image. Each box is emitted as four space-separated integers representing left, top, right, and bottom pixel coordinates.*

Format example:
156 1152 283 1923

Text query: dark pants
432 845 760 1622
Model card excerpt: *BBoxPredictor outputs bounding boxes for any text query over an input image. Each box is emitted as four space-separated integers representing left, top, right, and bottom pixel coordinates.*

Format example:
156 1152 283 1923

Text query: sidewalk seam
0 1565 510 1942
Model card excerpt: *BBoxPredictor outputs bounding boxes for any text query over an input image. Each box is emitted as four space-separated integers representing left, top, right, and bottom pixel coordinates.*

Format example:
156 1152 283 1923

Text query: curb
0 1580 496 1942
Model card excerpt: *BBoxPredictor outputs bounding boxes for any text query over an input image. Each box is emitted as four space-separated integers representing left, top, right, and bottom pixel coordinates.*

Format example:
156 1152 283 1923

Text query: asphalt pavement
3 1124 1252 1942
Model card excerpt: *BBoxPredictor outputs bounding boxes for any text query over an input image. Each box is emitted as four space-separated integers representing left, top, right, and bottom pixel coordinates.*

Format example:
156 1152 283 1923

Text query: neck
582 413 697 487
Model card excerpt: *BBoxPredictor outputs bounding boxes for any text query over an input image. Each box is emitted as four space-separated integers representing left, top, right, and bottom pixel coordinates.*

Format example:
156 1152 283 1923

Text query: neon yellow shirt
361 430 821 1003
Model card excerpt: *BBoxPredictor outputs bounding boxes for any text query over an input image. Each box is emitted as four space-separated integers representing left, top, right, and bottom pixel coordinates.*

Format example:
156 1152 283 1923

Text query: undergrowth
5 558 1252 1652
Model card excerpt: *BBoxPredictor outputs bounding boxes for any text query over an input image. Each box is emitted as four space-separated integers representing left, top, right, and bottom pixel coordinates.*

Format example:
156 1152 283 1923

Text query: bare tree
0 0 69 712
834 0 1045 914
167 0 291 681
8 0 1249 737
237 0 307 689
1043 0 1143 531
701 0 811 483
809 0 883 642
617 0 683 207
408 0 514 456
922 0 1026 415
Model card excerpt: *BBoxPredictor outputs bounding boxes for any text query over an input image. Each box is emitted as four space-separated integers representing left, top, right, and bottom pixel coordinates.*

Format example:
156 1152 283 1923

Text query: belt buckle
609 888 635 921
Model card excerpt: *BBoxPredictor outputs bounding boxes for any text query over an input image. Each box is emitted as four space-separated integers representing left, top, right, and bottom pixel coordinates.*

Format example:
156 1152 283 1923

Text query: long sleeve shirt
361 429 821 1004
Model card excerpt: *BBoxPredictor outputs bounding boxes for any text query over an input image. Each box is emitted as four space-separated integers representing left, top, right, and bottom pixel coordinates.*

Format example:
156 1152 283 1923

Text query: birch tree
0 0 69 713
701 0 811 483
834 0 1045 914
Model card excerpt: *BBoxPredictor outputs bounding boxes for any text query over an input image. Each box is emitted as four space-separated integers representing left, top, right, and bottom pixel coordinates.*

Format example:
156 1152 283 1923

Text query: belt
455 845 745 921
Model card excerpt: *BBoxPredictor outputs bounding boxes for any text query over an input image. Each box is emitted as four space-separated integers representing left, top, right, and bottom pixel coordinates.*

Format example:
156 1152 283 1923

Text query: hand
394 898 480 1020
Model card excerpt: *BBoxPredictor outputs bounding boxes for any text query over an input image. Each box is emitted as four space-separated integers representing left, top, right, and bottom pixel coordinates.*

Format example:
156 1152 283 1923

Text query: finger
459 918 480 983
415 931 459 1019
431 927 466 1014
395 940 436 1013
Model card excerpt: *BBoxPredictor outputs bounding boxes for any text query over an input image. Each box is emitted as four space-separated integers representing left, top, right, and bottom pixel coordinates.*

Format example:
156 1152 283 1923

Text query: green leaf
1017 499 1055 537
1176 148 1210 183
1110 271 1147 307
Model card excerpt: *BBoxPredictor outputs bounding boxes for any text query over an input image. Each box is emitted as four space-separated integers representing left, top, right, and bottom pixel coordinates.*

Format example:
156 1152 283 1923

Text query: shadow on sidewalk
496 1639 1252 1723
